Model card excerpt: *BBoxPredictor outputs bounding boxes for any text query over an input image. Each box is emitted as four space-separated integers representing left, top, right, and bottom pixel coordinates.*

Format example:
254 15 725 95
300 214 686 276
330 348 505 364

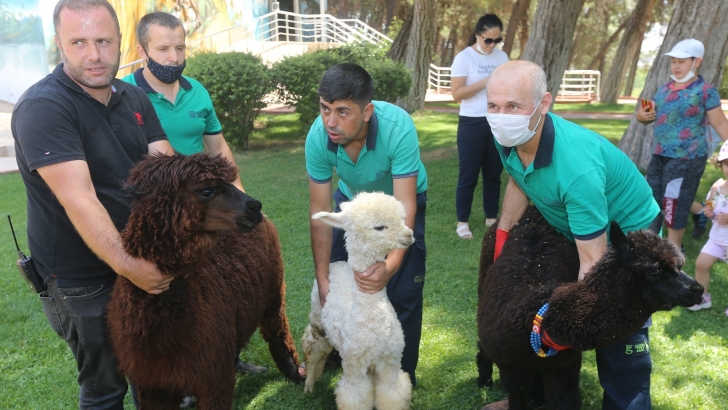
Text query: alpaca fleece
302 192 414 410
476 205 702 410
107 153 301 409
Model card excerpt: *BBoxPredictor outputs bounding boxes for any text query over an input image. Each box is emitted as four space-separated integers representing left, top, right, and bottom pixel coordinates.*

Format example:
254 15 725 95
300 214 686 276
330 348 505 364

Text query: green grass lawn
1 112 727 409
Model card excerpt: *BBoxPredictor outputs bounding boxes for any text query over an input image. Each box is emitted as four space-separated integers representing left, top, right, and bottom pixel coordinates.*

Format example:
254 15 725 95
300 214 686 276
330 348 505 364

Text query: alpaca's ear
312 211 348 229
609 221 632 266
123 183 148 198
646 211 664 234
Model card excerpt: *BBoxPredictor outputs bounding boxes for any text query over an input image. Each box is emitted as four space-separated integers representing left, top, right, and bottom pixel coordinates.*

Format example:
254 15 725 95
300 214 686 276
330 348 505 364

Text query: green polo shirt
496 113 659 241
305 100 428 198
121 69 222 155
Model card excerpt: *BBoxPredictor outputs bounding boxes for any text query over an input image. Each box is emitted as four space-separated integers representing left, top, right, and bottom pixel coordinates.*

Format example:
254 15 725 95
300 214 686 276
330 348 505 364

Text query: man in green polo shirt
121 14 258 406
481 60 660 410
305 63 428 386
121 11 243 191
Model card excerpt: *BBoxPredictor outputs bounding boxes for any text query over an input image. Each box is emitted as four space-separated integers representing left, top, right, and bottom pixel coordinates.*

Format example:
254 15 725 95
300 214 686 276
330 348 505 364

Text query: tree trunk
385 0 399 32
521 0 587 104
503 0 532 58
386 5 414 62
392 0 438 113
619 0 728 170
623 37 643 97
516 11 530 60
601 0 657 103
587 19 628 70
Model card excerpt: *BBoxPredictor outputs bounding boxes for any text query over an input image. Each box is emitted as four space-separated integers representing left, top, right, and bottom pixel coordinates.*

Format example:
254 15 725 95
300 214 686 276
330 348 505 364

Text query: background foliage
271 42 412 132
186 51 273 150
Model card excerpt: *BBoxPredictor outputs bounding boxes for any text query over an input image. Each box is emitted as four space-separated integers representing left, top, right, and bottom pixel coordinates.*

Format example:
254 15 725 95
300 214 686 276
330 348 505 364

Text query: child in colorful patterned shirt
689 139 728 315
636 38 728 253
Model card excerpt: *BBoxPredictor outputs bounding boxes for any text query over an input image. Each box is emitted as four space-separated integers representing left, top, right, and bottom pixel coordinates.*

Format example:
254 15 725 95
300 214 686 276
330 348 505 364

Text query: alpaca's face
619 230 703 310
342 193 414 255
182 179 263 233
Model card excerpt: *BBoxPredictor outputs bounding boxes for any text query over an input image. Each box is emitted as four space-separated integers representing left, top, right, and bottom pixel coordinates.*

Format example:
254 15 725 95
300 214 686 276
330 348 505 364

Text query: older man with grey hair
482 60 660 410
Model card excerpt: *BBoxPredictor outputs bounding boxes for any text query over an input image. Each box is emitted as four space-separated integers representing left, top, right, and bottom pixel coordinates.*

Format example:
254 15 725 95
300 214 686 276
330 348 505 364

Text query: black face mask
145 55 186 84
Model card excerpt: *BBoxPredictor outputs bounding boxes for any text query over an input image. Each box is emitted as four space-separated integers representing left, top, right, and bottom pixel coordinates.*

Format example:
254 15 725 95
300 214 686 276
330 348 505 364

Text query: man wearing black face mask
122 11 244 192
122 12 260 409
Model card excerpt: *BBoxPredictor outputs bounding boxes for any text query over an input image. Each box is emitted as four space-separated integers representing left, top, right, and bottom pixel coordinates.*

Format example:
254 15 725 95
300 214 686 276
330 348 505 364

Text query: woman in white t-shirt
451 14 510 239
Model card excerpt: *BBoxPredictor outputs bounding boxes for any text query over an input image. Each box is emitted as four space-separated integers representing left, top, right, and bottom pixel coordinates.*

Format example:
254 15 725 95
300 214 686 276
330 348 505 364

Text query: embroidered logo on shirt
134 112 144 125
189 111 204 118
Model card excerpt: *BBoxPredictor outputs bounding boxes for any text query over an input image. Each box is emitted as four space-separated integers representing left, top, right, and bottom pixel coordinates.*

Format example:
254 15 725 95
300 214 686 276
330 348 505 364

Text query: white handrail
119 10 392 72
428 64 451 92
558 70 601 102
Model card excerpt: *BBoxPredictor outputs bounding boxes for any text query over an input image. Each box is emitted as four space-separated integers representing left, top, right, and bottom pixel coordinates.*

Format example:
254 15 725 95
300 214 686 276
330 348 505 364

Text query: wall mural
0 0 269 102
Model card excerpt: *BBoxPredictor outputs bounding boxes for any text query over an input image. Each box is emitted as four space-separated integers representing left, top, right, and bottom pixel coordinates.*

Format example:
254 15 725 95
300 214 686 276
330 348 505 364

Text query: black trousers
331 188 427 386
40 278 127 409
456 115 503 221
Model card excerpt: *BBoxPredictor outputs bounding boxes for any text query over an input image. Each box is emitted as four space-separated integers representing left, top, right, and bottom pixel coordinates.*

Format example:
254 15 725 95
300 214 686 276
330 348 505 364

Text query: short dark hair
137 12 184 49
318 63 374 107
468 14 503 46
53 0 120 35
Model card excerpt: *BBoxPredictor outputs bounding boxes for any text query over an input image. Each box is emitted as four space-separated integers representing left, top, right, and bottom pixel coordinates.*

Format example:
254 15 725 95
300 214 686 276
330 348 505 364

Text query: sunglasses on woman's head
480 35 502 45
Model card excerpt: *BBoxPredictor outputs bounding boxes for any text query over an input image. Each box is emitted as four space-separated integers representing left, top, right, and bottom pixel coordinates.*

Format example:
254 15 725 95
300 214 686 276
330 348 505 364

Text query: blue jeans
331 189 427 386
40 278 128 410
456 116 503 222
596 327 652 410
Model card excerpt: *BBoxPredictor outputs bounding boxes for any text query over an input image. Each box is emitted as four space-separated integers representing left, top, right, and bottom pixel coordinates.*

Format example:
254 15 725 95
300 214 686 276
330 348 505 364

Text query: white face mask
476 42 492 55
671 59 696 83
485 102 543 147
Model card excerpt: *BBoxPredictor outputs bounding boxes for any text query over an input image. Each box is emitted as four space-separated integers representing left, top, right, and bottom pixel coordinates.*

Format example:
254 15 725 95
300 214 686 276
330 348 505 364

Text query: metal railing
557 70 601 102
119 10 392 75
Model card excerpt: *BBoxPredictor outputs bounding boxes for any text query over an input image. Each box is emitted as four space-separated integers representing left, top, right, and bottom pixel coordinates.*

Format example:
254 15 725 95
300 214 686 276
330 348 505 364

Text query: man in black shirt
12 1 174 408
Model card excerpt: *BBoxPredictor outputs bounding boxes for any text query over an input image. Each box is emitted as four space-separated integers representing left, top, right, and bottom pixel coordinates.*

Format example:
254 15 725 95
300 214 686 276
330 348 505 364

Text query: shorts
700 238 728 260
646 154 707 230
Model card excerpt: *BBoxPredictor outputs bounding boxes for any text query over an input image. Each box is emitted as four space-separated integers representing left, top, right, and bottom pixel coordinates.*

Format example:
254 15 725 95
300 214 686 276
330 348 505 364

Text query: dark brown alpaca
476 206 703 410
107 153 302 410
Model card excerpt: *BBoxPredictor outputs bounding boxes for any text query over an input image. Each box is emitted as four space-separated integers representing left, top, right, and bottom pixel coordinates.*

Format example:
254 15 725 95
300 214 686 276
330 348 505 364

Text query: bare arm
574 233 608 281
355 176 417 294
36 160 173 294
204 133 244 192
707 107 728 142
451 75 489 102
497 177 530 231
309 178 334 306
148 139 174 156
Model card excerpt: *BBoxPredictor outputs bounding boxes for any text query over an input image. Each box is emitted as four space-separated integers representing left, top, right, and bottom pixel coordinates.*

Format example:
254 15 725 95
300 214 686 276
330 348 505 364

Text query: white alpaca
302 192 414 410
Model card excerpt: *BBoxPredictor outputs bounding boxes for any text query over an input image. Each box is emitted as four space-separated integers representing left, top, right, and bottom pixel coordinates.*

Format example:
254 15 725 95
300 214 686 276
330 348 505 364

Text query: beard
61 50 121 89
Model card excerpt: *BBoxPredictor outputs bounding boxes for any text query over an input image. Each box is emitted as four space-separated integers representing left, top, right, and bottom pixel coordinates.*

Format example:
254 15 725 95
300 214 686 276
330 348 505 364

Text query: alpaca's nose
688 282 704 294
246 199 262 213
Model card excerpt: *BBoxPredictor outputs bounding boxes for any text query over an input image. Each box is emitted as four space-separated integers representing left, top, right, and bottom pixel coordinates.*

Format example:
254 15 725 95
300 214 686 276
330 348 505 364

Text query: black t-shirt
12 64 167 287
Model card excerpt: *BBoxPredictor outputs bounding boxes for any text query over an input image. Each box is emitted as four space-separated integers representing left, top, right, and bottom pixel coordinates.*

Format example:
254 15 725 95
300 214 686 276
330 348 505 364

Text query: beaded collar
530 303 571 358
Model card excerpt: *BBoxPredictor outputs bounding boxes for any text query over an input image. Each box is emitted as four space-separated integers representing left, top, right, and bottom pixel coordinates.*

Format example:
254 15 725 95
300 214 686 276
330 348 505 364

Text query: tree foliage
185 52 273 150
271 43 412 131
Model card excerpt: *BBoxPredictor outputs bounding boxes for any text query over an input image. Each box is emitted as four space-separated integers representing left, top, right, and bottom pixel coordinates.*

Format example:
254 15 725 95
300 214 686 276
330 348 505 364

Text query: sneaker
692 205 708 238
687 293 712 311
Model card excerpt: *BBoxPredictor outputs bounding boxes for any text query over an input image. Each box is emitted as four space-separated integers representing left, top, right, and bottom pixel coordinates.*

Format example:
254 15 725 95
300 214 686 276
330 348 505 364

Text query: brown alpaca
476 206 703 410
107 153 302 410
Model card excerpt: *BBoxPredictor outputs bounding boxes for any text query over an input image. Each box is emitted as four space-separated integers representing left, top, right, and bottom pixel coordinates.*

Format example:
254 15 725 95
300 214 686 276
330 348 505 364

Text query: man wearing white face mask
482 60 660 410
636 38 728 255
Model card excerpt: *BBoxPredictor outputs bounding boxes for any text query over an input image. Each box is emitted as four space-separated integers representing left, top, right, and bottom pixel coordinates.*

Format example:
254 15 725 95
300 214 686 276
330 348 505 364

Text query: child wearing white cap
689 139 728 315
636 38 728 252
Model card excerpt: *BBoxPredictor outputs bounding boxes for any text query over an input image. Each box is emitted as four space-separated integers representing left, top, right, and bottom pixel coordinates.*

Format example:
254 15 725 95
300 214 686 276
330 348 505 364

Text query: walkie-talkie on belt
7 215 46 293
